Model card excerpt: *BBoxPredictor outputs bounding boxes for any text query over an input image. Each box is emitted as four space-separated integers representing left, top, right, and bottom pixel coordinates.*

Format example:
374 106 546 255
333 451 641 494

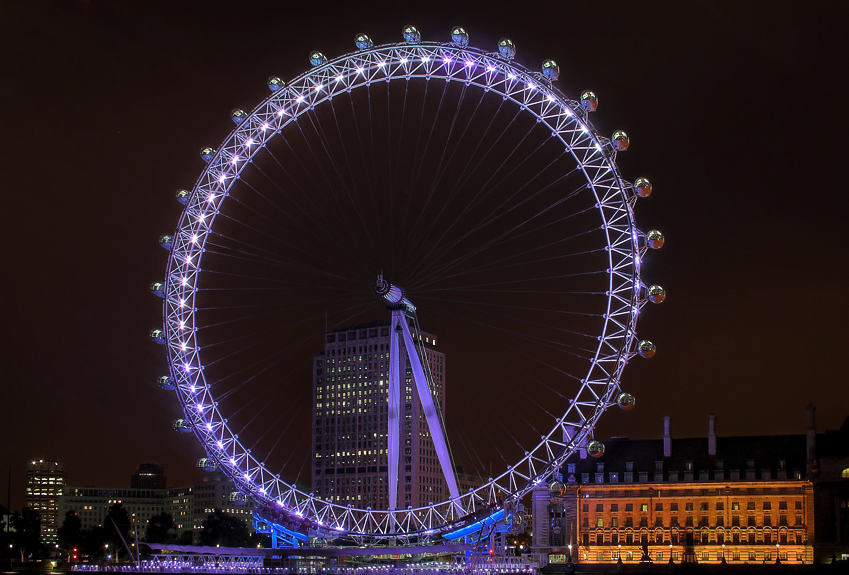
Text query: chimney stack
806 404 816 462
663 416 672 458
708 414 717 457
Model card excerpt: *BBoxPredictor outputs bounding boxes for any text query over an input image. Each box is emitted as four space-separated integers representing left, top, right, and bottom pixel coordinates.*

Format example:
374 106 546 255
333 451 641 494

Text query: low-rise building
530 409 848 566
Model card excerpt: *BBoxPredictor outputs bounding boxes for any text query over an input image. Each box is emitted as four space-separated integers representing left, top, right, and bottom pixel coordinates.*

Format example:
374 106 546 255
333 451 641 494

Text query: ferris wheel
150 26 665 544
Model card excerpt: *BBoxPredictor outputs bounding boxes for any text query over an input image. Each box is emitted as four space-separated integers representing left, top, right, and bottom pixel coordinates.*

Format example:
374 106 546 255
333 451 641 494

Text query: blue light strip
440 509 505 540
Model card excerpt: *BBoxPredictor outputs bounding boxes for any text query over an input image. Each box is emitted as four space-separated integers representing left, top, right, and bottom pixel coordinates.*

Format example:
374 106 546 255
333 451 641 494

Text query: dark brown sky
2 0 847 513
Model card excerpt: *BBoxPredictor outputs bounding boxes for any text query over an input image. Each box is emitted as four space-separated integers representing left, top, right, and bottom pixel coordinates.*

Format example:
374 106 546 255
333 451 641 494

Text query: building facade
530 414 832 566
57 466 256 543
60 487 166 533
26 460 67 545
312 320 447 511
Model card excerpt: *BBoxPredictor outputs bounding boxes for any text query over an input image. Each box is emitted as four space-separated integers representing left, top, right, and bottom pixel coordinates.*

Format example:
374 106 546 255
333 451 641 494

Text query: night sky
3 1 847 513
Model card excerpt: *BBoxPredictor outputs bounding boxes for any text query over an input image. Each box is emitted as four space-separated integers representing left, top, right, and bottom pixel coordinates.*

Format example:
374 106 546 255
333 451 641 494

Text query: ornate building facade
530 410 849 566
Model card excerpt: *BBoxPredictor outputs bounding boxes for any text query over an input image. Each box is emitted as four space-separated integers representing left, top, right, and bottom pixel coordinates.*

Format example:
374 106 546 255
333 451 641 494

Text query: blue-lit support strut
252 513 308 549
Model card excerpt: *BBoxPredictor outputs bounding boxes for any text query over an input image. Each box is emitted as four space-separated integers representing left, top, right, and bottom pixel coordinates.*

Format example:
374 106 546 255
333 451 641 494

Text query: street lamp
776 543 781 565
721 543 726 564
668 544 673 565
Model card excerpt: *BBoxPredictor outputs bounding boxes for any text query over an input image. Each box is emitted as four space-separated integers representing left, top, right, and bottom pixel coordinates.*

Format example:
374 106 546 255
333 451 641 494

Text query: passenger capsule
617 392 637 411
498 38 516 59
158 375 175 391
634 177 653 198
158 234 173 250
646 229 665 249
580 90 598 112
150 328 166 345
197 457 217 472
548 480 566 497
175 189 189 205
200 147 215 162
309 51 327 67
229 491 247 506
451 26 469 47
587 440 605 458
354 33 373 50
637 340 656 358
150 281 165 298
647 285 666 304
230 109 248 124
173 419 193 433
611 130 630 152
267 76 285 92
541 59 560 81
402 25 421 44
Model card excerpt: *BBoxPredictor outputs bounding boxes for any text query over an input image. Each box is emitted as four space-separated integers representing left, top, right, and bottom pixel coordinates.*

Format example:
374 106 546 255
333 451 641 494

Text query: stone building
530 409 849 566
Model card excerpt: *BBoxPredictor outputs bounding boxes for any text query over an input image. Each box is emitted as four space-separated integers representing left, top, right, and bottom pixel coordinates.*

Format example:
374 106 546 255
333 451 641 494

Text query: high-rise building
26 460 66 545
131 463 166 490
312 320 447 510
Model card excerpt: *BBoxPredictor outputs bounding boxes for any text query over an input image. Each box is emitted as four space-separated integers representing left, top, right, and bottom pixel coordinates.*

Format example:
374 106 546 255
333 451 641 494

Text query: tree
58 510 82 552
101 503 132 561
10 507 42 561
144 512 176 544
198 509 251 548
175 530 194 545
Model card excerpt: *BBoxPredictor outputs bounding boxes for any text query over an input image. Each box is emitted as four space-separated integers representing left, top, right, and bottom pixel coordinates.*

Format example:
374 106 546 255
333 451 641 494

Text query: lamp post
617 543 622 564
668 543 673 565
721 543 726 564
775 543 781 565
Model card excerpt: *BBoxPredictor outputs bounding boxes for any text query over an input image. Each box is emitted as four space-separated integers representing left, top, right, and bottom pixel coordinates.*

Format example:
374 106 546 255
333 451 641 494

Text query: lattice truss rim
160 41 648 541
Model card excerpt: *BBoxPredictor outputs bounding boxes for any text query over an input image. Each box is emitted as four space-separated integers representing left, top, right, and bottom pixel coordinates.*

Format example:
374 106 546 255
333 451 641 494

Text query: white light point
486 65 495 72
178 321 185 330
190 234 198 244
206 193 215 203
206 423 212 431
261 123 269 130
196 404 203 413
335 75 343 82
217 441 224 449
442 56 452 64
508 73 516 80
181 277 188 286
230 458 236 465
197 213 206 223
230 155 240 165
295 95 304 103
547 95 555 102
356 66 364 74
422 56 430 62
244 473 251 481
190 385 196 393
277 108 286 117
179 298 185 308
581 125 589 134
314 84 323 92
245 138 254 148
465 60 473 67
180 342 187 351
377 61 386 68
527 82 536 90
184 363 191 372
